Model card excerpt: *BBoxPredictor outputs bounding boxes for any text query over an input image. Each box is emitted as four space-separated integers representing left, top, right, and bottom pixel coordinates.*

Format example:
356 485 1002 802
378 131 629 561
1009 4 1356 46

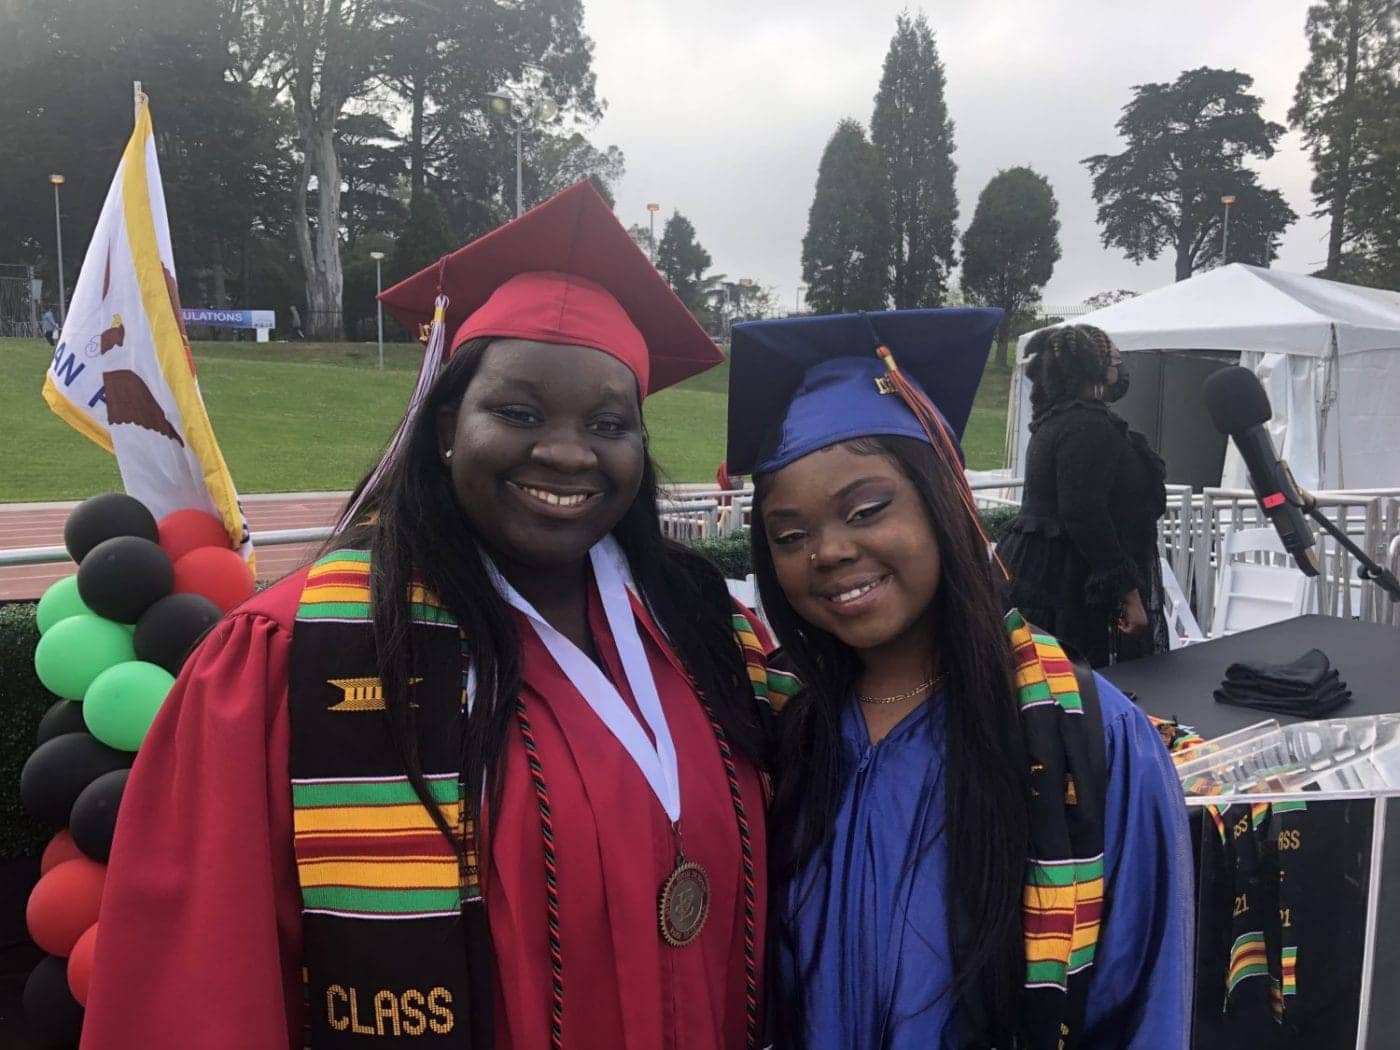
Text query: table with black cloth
1100 614 1400 738
1103 615 1400 1050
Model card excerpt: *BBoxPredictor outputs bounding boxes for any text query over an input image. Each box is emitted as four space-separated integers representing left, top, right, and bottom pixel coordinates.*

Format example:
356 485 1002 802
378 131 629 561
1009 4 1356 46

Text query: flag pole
133 80 143 120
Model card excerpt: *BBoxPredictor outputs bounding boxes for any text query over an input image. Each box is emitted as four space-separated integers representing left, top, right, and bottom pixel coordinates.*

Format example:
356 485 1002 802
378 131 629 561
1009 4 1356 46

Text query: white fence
5 482 1397 639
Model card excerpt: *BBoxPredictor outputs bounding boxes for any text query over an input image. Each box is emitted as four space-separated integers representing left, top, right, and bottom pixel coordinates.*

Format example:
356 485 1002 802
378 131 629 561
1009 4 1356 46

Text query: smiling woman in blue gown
725 308 1193 1050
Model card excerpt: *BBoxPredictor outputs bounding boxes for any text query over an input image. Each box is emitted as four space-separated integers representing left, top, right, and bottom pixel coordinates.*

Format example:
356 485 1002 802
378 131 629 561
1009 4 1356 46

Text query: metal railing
7 484 1397 633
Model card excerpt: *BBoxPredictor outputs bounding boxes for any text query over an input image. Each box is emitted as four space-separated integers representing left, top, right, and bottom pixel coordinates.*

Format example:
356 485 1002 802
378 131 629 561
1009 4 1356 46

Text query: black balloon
20 732 134 829
22 955 84 1049
70 768 130 863
36 700 88 746
134 592 224 674
63 492 158 564
76 535 174 624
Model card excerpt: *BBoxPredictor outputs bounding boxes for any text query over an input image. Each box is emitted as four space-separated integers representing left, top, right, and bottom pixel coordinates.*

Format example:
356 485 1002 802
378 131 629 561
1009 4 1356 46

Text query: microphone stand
1298 493 1400 603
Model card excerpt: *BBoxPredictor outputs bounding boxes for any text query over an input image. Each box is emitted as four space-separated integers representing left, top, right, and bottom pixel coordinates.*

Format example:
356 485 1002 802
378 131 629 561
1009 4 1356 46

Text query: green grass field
1 337 1011 501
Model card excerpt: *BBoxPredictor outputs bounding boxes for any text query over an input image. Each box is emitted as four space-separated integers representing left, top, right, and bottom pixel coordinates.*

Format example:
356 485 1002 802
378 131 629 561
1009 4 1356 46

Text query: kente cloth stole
287 548 795 1049
1207 800 1305 1026
1006 609 1108 1050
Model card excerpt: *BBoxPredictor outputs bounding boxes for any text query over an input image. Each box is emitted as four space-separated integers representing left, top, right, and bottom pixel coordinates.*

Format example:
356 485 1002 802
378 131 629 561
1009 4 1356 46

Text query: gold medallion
658 860 710 947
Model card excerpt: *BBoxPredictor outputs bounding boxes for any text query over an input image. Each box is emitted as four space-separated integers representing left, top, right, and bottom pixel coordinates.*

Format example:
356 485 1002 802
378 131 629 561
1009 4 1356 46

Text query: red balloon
173 546 255 613
67 923 98 1005
157 509 231 564
26 857 105 957
40 829 85 873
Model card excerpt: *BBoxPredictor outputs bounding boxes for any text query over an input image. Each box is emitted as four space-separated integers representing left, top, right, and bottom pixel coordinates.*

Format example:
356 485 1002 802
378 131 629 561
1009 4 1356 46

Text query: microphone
1203 366 1320 577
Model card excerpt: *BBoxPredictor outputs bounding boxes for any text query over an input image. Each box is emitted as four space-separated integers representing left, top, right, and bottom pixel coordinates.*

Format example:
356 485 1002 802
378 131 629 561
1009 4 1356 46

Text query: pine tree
960 168 1061 368
656 211 714 317
801 120 889 314
1345 77 1400 287
1289 0 1400 279
870 12 958 307
1084 67 1297 280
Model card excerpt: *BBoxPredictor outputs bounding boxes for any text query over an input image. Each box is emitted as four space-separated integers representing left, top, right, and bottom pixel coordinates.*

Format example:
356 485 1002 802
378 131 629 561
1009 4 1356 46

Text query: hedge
0 603 52 860
0 506 1021 859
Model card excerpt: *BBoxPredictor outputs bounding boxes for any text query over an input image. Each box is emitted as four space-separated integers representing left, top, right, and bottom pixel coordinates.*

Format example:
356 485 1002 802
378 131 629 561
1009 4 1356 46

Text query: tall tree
960 167 1061 368
871 11 958 306
381 0 601 206
1346 77 1400 287
656 210 714 317
337 113 407 250
523 133 625 207
255 0 387 338
0 0 292 313
1289 0 1400 279
802 119 889 313
1084 67 1297 280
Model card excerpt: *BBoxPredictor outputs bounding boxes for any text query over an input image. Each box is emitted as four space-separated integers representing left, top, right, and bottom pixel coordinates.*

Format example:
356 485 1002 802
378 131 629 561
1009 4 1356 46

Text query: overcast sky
580 0 1324 311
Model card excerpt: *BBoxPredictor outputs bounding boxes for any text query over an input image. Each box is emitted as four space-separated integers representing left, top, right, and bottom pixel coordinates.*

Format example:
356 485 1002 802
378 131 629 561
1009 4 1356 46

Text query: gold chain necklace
858 672 947 705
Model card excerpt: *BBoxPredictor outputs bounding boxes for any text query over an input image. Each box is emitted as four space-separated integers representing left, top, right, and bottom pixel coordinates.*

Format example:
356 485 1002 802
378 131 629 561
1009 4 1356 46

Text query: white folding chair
1159 556 1205 648
1210 527 1316 637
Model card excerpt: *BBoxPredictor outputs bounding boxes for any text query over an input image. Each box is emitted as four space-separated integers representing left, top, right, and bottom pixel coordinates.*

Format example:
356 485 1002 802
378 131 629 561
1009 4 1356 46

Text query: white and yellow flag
42 90 252 564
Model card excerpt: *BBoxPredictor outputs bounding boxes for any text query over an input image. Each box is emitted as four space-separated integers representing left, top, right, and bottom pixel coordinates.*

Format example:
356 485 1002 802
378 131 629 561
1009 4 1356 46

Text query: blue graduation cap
726 307 1003 476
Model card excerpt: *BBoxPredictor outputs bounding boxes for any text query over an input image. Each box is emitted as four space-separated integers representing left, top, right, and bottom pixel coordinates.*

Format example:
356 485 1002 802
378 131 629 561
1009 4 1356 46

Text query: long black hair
337 338 767 853
754 435 1029 1038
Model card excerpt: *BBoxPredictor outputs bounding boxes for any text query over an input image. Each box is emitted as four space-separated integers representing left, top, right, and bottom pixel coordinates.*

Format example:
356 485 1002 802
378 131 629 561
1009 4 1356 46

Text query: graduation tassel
336 292 451 533
874 345 1008 577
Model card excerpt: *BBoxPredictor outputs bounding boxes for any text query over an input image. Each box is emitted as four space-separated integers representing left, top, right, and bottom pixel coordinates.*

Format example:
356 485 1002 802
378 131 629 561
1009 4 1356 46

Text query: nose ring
809 552 817 563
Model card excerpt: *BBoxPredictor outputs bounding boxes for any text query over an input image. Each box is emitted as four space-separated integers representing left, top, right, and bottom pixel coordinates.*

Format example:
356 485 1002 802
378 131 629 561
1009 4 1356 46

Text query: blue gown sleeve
1083 675 1195 1050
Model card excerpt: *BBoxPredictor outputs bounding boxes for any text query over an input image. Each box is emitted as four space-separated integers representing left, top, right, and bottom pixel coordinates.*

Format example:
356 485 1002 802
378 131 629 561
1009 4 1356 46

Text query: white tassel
336 294 450 532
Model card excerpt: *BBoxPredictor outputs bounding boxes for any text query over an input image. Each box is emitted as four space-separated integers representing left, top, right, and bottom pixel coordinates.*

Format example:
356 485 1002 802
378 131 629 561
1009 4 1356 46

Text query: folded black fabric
1214 682 1352 718
1215 648 1353 717
1221 669 1343 701
1224 649 1334 692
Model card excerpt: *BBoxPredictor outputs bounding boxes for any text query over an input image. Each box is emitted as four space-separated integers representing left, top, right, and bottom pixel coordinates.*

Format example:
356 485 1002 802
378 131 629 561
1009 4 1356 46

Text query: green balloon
33 615 137 700
83 661 175 752
35 576 93 634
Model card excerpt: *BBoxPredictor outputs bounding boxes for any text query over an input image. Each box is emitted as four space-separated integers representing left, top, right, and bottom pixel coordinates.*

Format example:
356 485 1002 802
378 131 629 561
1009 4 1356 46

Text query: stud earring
443 449 453 460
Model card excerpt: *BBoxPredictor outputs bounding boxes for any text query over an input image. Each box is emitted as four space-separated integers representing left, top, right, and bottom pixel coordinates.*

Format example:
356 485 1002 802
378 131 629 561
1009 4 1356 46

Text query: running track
0 493 348 600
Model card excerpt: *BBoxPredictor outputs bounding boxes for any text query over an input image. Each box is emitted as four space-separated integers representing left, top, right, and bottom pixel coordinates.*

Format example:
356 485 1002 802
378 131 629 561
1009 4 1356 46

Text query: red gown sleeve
81 584 304 1050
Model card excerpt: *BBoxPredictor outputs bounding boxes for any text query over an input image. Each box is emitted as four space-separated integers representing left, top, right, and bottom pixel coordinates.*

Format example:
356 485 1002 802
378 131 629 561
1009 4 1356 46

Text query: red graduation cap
378 181 721 396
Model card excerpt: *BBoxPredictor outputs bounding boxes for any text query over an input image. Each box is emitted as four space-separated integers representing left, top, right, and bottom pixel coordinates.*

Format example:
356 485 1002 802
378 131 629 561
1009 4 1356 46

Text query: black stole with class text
287 548 794 1048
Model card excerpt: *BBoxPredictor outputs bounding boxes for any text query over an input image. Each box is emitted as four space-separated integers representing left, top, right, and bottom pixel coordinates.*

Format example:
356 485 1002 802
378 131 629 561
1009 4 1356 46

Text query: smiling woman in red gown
81 183 791 1050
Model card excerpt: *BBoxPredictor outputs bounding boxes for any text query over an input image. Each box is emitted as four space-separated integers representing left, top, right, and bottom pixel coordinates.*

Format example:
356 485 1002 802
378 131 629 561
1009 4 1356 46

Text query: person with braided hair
726 309 1191 1050
83 184 790 1049
998 324 1169 667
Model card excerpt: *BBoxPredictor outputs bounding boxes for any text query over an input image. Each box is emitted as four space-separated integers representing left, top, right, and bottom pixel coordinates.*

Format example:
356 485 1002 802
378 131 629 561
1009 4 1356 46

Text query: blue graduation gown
777 675 1193 1049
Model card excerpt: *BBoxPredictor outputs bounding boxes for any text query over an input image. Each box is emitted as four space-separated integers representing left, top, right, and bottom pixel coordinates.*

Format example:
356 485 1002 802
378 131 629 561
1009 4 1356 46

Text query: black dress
999 399 1169 667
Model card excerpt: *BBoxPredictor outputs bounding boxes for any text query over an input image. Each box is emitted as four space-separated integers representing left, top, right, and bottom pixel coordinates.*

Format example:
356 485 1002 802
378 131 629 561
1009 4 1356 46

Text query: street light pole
646 202 659 263
488 81 558 219
796 284 805 314
514 126 523 218
370 251 385 370
1220 194 1236 263
49 174 66 324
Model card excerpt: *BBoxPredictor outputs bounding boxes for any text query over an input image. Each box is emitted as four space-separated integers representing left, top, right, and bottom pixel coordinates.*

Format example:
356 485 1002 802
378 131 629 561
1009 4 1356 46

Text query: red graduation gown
81 566 767 1050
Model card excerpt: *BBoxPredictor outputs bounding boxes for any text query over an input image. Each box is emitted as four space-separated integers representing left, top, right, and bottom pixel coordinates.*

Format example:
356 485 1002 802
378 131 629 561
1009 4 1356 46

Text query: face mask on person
1103 363 1130 402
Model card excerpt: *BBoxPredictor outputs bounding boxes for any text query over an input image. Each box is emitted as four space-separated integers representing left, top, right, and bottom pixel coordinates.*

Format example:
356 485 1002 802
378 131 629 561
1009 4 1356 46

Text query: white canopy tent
1007 264 1400 491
